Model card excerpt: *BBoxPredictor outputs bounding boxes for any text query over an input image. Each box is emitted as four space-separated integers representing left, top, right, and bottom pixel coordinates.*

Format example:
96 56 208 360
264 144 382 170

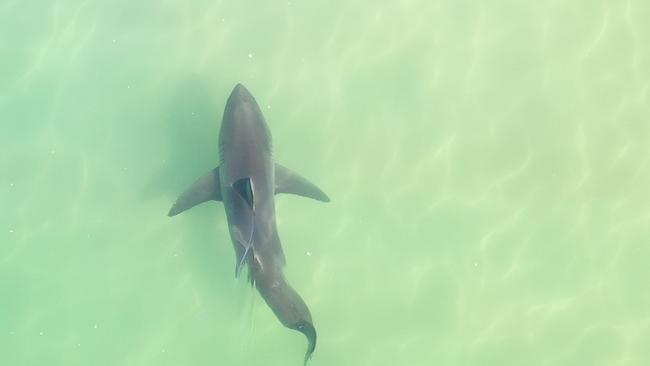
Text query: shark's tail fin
253 266 317 364
297 321 316 365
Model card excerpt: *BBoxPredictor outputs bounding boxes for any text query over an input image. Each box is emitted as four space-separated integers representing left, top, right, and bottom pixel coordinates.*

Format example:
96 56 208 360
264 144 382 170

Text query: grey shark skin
168 83 328 364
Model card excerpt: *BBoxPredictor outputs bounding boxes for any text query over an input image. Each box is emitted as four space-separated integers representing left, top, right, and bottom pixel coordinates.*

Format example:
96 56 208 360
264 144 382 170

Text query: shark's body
168 83 328 364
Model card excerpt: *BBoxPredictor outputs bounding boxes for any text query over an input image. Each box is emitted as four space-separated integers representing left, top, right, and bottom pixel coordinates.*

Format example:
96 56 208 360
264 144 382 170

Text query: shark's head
219 83 272 157
229 83 256 104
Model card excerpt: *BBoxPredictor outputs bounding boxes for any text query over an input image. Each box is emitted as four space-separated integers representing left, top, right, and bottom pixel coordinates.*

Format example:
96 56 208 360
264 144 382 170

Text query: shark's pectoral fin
168 167 222 217
274 164 330 202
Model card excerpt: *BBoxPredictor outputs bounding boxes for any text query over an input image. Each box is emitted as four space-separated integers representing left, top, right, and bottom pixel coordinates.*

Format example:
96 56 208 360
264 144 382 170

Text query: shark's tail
297 321 316 365
253 264 317 364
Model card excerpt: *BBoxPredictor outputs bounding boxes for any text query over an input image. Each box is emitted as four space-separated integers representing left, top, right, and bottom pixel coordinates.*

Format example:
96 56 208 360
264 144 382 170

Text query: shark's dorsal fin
168 167 222 216
275 164 330 202
233 177 255 209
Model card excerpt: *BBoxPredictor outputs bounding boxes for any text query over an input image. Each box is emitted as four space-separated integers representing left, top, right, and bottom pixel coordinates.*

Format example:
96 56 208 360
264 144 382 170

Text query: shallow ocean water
1 1 650 365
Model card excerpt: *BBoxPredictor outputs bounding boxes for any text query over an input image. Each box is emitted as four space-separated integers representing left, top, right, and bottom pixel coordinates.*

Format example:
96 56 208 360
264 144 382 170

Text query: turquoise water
2 1 650 365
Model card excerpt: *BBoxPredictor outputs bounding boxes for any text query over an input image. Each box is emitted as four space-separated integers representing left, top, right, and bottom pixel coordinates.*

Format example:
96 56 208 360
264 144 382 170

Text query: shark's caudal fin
168 167 222 216
254 266 317 365
275 164 330 202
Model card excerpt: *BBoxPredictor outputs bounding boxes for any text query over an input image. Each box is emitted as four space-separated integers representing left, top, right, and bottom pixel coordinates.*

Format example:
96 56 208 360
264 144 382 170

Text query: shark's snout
230 83 255 103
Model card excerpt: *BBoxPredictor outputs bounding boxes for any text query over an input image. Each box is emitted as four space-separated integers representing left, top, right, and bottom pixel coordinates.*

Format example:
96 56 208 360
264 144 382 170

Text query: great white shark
168 83 329 364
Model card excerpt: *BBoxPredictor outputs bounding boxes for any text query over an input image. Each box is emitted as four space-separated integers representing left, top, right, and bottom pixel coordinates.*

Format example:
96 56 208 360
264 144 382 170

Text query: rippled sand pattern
2 1 650 365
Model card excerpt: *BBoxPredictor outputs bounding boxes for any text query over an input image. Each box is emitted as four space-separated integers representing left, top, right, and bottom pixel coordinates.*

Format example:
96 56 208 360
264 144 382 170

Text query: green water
2 1 650 365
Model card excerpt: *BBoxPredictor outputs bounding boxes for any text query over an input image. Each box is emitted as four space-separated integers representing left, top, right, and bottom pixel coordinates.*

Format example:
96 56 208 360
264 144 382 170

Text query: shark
168 83 329 364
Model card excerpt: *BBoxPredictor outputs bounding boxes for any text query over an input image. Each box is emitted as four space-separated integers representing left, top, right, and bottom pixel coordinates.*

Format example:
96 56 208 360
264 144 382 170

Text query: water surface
1 1 650 365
